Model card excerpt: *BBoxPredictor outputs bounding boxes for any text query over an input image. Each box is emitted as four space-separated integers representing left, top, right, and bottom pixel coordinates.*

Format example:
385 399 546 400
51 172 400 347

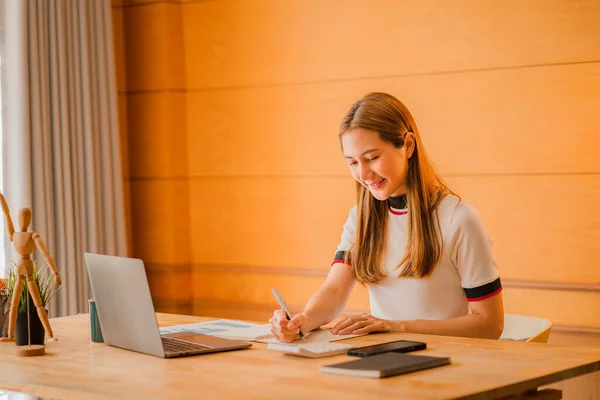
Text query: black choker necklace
388 194 407 209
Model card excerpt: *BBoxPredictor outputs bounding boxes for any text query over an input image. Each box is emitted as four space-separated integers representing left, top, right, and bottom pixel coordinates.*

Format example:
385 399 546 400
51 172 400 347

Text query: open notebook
213 324 363 344
160 319 364 344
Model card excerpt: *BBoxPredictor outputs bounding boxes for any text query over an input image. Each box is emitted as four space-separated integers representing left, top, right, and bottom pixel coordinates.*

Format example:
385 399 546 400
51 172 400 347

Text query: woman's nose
358 164 372 182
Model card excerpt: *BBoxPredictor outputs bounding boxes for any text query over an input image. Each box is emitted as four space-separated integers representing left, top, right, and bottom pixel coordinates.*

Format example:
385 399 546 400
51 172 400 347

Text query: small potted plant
6 262 61 345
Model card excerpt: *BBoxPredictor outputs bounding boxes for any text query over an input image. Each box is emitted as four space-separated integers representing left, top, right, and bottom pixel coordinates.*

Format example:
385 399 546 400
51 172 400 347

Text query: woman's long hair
339 92 458 284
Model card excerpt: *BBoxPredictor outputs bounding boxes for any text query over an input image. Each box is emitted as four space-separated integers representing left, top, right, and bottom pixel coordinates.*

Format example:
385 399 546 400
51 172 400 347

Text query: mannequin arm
32 233 62 286
0 193 15 241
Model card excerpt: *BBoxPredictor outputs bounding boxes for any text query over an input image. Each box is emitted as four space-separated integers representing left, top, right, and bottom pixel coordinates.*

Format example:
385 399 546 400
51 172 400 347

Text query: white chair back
500 314 552 343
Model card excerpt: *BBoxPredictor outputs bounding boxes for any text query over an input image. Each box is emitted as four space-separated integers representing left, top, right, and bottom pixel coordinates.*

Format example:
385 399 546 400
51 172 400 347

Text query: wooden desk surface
1 313 599 400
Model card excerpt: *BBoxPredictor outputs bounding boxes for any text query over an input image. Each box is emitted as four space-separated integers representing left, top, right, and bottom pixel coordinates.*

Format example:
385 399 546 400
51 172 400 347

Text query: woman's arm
302 263 357 331
397 293 504 339
270 263 356 342
332 292 504 340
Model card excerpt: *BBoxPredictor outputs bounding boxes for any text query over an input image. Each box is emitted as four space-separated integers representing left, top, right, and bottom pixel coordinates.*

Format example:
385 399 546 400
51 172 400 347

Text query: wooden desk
1 313 599 400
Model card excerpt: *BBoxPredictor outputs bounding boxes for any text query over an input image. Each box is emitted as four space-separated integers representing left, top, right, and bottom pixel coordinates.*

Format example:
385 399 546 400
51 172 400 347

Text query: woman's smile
366 178 385 189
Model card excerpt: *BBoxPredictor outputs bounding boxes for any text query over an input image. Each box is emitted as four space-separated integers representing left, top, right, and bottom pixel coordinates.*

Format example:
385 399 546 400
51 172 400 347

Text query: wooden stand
15 344 45 357
0 337 15 343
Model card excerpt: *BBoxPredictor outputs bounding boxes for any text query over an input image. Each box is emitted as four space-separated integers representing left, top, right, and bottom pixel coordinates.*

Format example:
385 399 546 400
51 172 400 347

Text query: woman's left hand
331 313 395 335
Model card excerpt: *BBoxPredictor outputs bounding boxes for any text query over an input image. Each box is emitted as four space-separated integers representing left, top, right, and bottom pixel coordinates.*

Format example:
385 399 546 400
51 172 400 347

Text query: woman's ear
404 132 416 159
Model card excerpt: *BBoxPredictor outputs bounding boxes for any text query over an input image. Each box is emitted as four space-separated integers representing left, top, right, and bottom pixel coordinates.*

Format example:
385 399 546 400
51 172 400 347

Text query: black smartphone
347 340 427 357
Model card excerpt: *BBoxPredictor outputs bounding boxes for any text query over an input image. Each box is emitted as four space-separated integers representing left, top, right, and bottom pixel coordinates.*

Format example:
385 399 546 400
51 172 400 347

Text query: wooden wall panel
447 175 600 284
123 2 185 92
127 92 187 178
189 177 355 268
131 180 190 265
183 0 600 88
111 6 126 93
190 301 281 323
503 287 600 328
118 95 129 179
187 62 600 177
118 94 133 256
184 267 600 328
146 264 192 302
122 180 133 258
118 0 600 339
119 0 191 308
112 4 131 255
189 175 600 285
191 270 370 312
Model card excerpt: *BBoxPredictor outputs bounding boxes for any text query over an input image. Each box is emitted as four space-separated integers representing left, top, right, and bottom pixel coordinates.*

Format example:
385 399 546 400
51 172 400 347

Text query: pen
271 287 305 338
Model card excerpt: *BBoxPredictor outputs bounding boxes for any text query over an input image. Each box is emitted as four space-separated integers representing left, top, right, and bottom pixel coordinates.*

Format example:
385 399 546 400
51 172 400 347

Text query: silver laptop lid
85 253 164 357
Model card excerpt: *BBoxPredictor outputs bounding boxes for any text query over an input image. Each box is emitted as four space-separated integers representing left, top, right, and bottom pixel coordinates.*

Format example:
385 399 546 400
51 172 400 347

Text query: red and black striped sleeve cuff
463 278 502 302
331 251 351 266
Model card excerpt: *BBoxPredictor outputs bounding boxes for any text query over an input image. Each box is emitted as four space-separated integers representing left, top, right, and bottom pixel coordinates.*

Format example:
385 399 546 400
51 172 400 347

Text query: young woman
270 92 504 342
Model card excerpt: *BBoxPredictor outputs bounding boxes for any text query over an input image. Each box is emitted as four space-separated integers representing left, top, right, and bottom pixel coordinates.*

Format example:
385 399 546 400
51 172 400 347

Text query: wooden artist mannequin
0 193 61 356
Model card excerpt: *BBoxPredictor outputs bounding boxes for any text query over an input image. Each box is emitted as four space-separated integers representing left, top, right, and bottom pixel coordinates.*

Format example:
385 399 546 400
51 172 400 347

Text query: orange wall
112 0 600 332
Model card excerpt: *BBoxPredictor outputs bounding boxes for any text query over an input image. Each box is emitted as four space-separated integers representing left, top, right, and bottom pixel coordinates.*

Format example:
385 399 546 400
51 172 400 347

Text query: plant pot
15 307 46 346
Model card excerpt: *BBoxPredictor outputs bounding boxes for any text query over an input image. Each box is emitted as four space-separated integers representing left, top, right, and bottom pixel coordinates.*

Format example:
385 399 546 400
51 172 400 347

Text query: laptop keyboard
162 336 209 355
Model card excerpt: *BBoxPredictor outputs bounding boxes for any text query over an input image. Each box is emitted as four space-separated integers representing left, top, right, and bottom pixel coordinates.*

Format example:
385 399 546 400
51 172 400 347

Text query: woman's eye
349 161 358 166
367 156 380 162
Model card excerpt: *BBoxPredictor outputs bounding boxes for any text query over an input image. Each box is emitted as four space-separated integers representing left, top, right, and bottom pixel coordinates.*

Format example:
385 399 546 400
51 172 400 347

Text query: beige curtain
2 0 126 317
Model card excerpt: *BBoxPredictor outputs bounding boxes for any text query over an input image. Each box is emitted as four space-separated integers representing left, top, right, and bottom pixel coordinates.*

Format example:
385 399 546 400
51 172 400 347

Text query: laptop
84 253 252 358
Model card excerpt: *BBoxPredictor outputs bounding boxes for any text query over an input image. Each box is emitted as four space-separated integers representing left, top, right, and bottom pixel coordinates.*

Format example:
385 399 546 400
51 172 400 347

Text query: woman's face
341 128 414 201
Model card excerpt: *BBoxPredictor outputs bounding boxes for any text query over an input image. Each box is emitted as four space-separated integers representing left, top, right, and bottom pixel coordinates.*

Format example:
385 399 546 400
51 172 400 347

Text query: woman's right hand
269 309 310 343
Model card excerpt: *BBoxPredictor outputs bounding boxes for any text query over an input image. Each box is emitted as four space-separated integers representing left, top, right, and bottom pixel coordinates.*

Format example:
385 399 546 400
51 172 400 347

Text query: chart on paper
159 319 265 337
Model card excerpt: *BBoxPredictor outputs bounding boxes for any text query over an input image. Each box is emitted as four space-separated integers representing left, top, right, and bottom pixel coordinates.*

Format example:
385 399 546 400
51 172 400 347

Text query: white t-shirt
333 194 502 321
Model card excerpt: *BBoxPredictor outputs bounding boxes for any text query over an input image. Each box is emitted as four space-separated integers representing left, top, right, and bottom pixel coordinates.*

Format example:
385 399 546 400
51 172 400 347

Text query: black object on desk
347 339 426 357
321 352 451 378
